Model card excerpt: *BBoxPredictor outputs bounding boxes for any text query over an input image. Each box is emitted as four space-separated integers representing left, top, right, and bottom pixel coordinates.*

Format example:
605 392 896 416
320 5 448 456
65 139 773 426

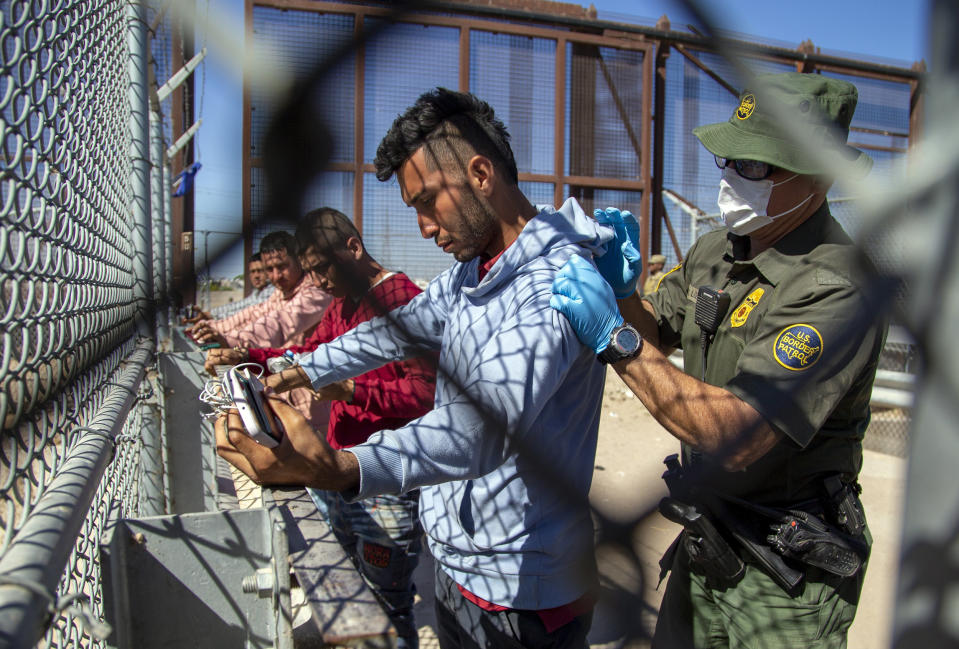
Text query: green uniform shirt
646 203 887 505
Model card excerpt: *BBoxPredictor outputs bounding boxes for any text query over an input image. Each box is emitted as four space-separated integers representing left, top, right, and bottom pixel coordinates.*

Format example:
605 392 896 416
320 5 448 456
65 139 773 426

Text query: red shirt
455 584 594 633
477 248 507 282
249 273 437 448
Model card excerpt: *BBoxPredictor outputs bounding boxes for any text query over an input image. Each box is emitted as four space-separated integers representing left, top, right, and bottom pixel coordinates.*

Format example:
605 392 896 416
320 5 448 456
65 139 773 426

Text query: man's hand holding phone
215 396 359 491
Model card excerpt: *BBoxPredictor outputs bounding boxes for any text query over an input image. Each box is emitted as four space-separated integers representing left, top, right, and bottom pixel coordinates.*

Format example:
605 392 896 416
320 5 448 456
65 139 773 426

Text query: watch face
613 327 640 353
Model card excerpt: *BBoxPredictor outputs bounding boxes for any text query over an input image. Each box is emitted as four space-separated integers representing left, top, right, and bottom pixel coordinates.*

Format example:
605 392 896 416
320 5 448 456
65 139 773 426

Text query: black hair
259 231 298 257
373 88 518 185
249 252 262 263
295 207 361 257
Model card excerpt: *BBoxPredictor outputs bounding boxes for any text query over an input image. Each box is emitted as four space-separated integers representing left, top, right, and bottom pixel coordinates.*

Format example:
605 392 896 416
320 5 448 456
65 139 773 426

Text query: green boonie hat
692 72 873 177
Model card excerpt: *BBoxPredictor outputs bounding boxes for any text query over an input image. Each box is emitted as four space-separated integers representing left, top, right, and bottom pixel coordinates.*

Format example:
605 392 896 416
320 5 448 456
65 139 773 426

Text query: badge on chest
730 288 765 328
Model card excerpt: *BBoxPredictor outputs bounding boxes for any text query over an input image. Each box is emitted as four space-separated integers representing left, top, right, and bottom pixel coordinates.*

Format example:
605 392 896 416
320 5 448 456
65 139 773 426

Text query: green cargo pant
652 542 866 649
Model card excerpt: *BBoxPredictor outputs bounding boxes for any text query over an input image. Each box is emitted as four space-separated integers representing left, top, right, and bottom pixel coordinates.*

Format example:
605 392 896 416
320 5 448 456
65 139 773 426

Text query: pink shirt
210 276 331 348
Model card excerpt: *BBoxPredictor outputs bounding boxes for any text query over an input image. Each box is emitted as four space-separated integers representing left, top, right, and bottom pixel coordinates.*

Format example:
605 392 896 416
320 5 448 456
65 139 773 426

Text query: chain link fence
0 0 175 645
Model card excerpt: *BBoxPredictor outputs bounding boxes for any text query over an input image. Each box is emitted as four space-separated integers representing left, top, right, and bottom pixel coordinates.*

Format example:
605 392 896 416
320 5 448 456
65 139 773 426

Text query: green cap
692 72 873 177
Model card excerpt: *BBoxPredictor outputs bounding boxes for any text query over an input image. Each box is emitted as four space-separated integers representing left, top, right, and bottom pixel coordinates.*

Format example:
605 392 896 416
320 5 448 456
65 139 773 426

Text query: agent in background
642 253 667 296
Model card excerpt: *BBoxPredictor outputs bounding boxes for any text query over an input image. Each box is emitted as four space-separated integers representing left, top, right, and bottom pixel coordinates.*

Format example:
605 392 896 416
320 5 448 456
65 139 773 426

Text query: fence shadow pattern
0 0 924 647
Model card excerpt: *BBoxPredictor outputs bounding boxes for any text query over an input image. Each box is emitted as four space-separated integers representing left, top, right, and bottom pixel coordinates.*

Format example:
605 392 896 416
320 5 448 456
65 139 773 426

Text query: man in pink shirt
189 231 330 349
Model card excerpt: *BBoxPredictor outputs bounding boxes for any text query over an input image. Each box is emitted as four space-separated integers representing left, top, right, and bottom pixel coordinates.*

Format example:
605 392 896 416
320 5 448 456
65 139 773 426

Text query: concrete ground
411 369 906 648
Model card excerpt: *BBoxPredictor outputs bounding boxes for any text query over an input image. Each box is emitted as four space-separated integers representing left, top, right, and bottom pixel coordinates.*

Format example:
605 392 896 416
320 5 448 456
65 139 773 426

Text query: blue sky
191 0 928 278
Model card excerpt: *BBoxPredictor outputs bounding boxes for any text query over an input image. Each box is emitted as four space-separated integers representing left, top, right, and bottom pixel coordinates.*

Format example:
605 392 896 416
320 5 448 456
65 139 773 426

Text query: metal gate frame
241 0 922 285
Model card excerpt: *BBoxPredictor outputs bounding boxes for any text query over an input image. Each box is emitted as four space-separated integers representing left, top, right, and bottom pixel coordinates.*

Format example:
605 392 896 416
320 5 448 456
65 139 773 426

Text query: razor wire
0 0 173 646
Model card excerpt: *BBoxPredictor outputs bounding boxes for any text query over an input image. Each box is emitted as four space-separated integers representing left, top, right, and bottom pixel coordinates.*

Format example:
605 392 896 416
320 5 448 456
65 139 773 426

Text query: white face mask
717 167 814 235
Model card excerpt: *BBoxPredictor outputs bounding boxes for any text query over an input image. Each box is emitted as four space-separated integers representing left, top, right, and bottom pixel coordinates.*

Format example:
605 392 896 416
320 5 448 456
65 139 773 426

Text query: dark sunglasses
714 156 776 181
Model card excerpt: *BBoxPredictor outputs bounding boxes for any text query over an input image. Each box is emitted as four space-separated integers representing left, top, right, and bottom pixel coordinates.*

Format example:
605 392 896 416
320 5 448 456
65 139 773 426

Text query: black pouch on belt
766 509 869 577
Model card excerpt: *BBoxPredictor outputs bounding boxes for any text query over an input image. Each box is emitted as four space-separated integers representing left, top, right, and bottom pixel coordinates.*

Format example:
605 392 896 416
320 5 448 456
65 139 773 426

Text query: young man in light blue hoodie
216 88 627 649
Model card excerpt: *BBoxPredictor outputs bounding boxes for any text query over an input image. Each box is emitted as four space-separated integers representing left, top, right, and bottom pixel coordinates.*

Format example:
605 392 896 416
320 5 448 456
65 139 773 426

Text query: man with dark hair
551 73 883 647
191 231 330 349
247 252 272 296
181 252 274 323
216 88 613 649
208 208 435 649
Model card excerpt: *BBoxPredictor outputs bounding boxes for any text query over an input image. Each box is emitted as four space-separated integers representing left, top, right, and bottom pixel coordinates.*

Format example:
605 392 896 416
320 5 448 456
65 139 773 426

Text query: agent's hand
205 347 249 376
550 255 624 353
215 397 358 490
594 207 642 299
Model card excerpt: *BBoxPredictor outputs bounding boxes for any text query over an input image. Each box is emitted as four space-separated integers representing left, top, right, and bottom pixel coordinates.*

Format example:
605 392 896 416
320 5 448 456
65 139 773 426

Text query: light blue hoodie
299 198 611 608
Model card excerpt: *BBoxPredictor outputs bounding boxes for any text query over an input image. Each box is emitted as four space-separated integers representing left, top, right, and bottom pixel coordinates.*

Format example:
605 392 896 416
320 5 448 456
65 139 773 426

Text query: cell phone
227 368 283 447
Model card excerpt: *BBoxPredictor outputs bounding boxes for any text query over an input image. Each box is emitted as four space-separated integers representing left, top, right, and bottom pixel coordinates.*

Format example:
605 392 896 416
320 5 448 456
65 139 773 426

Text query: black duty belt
657 454 869 594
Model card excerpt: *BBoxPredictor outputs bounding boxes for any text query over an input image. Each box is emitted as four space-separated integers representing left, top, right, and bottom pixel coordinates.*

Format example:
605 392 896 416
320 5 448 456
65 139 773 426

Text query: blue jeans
310 488 423 649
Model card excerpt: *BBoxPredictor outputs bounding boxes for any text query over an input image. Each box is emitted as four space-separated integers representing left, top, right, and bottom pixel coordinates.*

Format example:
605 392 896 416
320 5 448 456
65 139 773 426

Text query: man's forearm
217 408 362 492
303 448 360 491
610 321 780 471
265 366 312 393
618 294 662 349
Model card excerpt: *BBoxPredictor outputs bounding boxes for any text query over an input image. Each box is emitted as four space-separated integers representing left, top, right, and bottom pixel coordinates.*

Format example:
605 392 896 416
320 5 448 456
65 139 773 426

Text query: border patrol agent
550 72 885 648
643 254 668 295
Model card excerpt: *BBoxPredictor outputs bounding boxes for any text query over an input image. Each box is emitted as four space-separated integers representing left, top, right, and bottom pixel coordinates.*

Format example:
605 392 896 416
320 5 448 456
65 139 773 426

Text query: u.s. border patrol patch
736 94 756 120
730 288 765 328
774 324 822 370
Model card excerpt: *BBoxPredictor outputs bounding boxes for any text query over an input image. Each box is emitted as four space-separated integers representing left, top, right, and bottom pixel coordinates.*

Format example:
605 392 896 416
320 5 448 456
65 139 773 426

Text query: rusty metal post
910 60 927 150
651 38 670 261
353 15 366 233
170 5 196 306
553 37 567 208
569 43 597 209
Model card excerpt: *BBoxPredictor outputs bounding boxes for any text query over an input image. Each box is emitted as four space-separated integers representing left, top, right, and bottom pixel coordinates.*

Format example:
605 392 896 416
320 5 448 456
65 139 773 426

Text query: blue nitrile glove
594 207 642 299
550 255 624 353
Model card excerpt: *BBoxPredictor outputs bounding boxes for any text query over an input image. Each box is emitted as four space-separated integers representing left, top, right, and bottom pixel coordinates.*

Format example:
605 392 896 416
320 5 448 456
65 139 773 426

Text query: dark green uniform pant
652 544 866 649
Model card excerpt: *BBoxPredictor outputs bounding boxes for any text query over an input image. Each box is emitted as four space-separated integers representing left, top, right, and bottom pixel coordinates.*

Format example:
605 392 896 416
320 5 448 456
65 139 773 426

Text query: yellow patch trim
730 287 765 328
736 94 756 120
658 263 682 293
773 324 823 371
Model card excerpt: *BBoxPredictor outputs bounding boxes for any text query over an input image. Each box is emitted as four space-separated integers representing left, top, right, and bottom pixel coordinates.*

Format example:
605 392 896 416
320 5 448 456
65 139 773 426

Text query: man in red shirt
207 208 436 648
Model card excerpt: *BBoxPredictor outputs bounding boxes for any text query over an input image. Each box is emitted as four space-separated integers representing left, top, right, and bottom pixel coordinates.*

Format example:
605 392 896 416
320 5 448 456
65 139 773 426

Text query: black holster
658 497 745 588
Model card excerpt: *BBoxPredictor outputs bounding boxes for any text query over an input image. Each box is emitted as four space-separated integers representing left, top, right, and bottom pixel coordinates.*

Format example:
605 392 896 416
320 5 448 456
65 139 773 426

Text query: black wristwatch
598 323 643 365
